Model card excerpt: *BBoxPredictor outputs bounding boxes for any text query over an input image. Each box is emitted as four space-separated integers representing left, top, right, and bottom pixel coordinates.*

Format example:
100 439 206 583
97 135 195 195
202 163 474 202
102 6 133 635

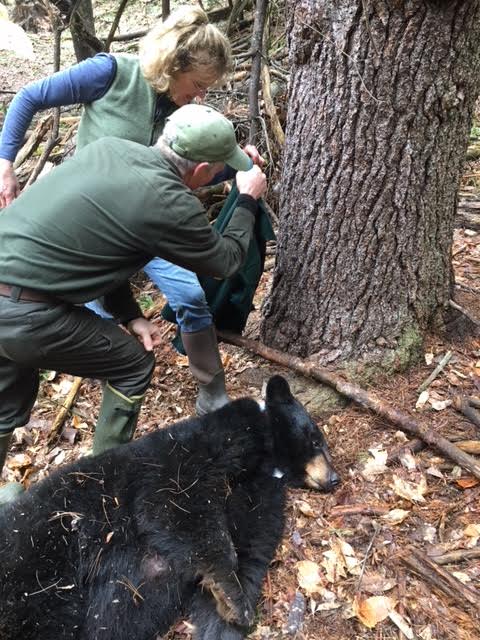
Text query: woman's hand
0 159 20 208
127 318 162 351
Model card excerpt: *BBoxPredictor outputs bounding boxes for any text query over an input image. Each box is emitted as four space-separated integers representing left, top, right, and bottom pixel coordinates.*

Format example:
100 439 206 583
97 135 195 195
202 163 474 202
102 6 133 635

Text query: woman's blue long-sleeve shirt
0 53 116 161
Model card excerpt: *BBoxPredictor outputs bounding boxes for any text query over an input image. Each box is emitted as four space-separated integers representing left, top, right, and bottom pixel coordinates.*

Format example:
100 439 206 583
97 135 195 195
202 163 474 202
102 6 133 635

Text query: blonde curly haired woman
0 6 260 427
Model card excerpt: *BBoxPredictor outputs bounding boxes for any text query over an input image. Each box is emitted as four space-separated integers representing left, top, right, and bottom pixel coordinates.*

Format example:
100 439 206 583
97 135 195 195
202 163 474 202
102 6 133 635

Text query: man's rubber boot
92 384 144 456
0 432 24 506
181 326 230 416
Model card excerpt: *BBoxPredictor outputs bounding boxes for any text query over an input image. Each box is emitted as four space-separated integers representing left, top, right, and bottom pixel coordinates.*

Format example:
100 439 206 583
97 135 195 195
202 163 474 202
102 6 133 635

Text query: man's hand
0 159 20 208
235 165 267 200
127 317 162 351
243 144 265 167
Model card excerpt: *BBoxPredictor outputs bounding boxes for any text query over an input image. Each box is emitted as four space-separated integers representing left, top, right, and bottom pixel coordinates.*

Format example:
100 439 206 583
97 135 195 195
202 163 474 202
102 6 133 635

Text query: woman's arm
0 53 116 207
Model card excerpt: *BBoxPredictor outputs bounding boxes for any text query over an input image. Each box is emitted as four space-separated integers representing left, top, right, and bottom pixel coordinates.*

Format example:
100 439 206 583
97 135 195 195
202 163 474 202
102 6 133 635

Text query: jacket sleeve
151 194 257 279
0 54 116 162
102 281 143 325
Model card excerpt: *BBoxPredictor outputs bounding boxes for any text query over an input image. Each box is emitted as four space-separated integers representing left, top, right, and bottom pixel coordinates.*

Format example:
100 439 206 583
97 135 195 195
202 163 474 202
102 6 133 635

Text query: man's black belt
0 283 57 304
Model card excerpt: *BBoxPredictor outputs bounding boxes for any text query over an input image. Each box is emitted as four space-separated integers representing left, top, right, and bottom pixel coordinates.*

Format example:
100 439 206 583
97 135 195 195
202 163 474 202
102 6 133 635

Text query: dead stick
47 377 83 444
105 0 130 50
328 504 389 517
388 438 425 464
217 331 480 480
429 548 480 565
417 350 452 394
467 396 480 409
400 548 480 612
450 299 480 328
14 115 53 170
248 0 268 144
261 62 285 148
453 397 480 431
25 13 62 188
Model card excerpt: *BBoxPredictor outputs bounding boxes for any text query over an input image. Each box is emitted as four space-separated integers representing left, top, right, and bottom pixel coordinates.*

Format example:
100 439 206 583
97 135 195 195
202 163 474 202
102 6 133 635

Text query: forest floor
2 1 480 639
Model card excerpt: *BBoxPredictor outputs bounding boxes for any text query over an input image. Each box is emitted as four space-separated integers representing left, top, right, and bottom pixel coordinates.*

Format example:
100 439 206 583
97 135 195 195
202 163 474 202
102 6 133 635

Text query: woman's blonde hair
140 5 232 93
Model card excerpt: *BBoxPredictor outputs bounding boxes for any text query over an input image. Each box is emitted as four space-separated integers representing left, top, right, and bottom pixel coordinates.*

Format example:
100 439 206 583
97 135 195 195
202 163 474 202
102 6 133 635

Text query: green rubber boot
0 432 24 506
92 383 144 456
181 326 230 416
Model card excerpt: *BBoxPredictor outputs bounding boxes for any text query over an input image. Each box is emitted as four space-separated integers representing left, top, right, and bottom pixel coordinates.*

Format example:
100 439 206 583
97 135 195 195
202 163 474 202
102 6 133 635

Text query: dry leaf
51 377 74 397
464 523 480 537
452 571 471 583
388 610 414 639
336 539 361 575
353 595 397 628
9 453 32 470
456 476 480 489
391 474 427 503
399 450 416 471
416 390 429 409
381 509 410 525
361 571 397 594
322 548 347 583
296 560 323 594
424 353 434 365
297 500 316 517
53 449 66 466
429 398 452 411
426 466 444 479
175 355 189 368
361 447 388 481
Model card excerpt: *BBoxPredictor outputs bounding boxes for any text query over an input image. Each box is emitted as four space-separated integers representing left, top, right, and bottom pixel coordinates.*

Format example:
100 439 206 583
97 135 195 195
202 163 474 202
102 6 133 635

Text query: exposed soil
2 3 480 639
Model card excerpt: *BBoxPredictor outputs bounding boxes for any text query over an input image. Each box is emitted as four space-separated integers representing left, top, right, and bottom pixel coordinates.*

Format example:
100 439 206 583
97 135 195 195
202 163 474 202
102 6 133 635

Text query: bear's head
265 375 340 492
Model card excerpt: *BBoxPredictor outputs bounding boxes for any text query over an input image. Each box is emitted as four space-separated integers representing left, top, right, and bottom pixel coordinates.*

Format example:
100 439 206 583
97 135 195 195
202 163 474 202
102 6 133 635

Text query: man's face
168 68 218 106
185 162 225 190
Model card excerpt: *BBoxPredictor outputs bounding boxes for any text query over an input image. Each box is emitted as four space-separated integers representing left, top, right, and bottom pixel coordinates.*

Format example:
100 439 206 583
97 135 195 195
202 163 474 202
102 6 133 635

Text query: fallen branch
47 377 83 444
417 350 452 394
388 438 425 464
327 504 389 517
449 299 480 328
400 547 480 614
217 331 480 479
453 396 480 431
429 547 480 566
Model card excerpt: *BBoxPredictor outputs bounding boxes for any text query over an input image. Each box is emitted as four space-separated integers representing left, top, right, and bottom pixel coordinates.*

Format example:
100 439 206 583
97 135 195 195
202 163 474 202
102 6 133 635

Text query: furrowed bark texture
261 0 480 367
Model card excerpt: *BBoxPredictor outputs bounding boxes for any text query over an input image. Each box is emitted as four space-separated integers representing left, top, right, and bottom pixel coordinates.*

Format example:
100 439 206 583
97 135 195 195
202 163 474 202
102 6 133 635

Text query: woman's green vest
76 55 170 150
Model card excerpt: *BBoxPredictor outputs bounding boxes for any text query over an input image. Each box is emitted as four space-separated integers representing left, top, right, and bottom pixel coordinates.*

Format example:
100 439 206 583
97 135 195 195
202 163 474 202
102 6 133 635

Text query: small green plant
138 293 154 312
470 124 480 140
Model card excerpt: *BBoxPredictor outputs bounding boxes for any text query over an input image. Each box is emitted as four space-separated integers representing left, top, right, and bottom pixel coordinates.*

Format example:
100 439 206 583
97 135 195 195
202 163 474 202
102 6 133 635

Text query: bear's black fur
0 376 339 640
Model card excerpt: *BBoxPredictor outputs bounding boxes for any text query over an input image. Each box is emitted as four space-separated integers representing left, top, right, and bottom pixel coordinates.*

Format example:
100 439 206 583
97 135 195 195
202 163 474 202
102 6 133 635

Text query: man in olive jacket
0 104 267 503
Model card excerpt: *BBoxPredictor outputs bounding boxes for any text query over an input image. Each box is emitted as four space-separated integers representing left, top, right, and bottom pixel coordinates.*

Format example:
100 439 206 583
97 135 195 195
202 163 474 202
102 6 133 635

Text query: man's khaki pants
0 297 155 435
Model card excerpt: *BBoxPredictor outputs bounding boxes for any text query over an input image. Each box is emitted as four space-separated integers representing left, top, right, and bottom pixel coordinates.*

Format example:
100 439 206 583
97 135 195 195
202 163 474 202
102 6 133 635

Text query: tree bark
261 0 480 369
68 0 103 61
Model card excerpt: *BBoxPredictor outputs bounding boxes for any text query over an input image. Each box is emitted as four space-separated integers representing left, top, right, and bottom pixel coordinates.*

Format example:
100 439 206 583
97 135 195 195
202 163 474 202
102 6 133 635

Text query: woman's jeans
86 257 213 333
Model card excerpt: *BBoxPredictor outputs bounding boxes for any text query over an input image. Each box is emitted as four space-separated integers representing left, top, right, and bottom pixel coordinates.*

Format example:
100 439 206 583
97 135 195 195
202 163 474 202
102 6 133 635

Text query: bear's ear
266 375 293 403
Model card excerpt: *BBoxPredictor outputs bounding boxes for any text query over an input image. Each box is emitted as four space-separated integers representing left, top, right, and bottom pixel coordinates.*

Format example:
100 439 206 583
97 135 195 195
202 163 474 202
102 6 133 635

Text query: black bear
0 375 339 640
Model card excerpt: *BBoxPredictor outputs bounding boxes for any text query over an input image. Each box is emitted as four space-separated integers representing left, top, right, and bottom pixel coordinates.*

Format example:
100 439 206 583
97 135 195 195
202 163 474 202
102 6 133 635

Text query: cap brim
225 145 253 171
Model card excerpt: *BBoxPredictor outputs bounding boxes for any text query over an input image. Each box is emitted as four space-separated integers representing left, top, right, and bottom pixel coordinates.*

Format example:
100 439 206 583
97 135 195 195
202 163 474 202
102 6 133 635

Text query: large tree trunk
261 0 480 371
